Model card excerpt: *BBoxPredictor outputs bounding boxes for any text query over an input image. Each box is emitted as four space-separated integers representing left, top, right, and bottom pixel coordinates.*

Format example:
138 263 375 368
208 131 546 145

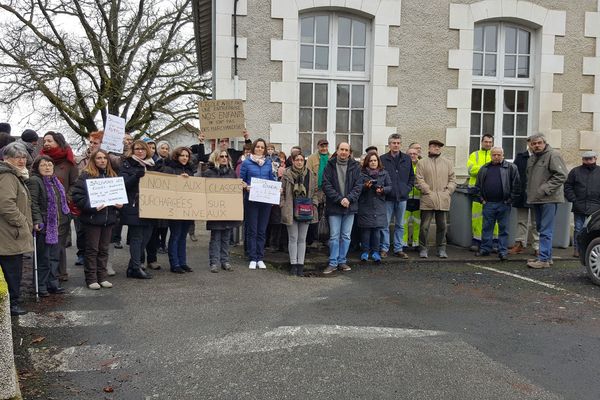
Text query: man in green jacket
526 133 568 269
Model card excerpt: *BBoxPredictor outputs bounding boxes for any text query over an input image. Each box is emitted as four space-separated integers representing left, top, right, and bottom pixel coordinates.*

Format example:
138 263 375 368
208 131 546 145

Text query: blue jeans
534 203 558 262
361 227 381 253
328 214 355 266
480 202 511 256
168 220 193 268
245 202 271 261
381 200 407 252
573 213 587 252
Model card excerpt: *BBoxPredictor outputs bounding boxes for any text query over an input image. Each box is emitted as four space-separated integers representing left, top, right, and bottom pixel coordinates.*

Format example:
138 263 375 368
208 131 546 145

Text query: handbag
292 173 313 222
406 198 420 212
68 199 81 217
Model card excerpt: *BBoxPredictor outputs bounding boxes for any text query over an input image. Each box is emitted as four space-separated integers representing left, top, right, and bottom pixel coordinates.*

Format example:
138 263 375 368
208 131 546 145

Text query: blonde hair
209 149 233 169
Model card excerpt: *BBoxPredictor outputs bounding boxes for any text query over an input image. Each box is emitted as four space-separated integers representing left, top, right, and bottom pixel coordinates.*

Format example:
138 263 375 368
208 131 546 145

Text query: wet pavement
9 228 600 399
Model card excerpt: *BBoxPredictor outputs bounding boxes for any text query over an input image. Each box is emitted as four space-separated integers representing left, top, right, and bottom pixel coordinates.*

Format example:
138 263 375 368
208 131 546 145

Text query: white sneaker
249 261 257 269
100 281 113 288
257 261 267 269
106 265 116 276
88 282 101 290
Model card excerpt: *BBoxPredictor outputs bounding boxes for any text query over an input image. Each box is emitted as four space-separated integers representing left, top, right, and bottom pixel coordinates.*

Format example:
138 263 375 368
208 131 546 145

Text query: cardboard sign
248 177 281 205
86 177 128 208
102 114 126 154
138 172 244 220
199 99 245 139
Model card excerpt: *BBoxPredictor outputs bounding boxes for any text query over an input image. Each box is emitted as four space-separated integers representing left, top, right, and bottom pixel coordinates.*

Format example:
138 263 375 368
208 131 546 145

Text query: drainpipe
233 0 239 99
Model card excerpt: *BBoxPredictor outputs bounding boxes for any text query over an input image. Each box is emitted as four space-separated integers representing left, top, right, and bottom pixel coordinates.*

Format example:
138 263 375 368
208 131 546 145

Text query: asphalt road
11 230 600 400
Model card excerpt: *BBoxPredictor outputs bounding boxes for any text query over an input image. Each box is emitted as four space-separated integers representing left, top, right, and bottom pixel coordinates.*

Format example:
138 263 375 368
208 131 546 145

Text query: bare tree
0 0 210 139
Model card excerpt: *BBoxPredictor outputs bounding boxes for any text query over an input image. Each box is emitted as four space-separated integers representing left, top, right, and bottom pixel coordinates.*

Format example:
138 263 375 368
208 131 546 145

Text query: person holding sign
161 146 196 274
201 150 243 273
280 151 319 276
119 140 156 280
71 150 122 289
240 138 276 270
27 155 71 296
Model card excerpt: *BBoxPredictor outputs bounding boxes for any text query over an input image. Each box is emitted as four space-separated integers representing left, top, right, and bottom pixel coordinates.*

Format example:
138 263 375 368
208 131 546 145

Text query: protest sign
139 172 243 220
86 177 128 208
198 99 245 139
248 178 281 205
102 114 126 153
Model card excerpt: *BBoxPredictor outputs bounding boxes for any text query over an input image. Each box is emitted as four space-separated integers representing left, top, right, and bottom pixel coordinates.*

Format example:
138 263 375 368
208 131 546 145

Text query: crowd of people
1 120 599 317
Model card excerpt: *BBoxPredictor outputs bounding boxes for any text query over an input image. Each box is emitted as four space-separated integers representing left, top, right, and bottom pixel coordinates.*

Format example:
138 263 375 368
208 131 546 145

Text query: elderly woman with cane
0 142 33 315
27 155 71 297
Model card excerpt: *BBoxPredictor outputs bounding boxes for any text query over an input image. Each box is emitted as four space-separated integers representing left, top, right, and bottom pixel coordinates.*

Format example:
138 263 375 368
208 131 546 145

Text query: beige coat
0 162 34 256
280 168 319 225
415 155 456 211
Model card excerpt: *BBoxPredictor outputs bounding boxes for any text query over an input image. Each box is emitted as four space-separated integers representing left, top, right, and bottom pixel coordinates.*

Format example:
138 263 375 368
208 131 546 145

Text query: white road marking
18 310 114 328
68 287 107 297
265 324 443 339
467 263 566 291
29 344 127 373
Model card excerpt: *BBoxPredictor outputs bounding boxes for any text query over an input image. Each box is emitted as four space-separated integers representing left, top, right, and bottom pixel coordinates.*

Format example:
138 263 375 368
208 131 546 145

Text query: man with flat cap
415 139 456 258
564 150 600 257
306 138 331 247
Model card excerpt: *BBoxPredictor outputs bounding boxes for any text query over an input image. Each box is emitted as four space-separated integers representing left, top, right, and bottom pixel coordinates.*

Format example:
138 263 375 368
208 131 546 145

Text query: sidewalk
231 242 577 271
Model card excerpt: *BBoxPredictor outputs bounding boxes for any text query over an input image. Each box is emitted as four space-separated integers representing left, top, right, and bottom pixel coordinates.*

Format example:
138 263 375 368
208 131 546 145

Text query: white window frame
471 22 536 160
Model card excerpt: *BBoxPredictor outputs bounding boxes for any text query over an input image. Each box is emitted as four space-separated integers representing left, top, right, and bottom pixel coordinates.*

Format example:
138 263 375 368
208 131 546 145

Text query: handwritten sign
199 99 245 139
249 178 281 205
102 114 126 154
138 172 243 220
86 177 128 208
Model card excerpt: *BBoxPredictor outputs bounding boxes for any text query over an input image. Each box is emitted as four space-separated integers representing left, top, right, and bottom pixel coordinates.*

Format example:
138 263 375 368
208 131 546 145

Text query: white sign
248 177 281 205
86 177 129 208
102 114 126 154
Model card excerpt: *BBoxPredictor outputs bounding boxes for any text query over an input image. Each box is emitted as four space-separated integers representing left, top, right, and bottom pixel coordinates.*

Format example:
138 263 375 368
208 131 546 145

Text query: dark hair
171 146 192 163
43 131 69 149
362 150 382 170
251 138 268 155
31 155 54 175
292 151 304 160
482 134 494 142
0 132 15 148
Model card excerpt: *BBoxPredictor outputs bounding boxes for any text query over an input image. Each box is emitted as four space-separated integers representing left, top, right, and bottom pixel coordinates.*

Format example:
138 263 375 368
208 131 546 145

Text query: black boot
290 264 297 275
296 264 304 277
127 268 152 279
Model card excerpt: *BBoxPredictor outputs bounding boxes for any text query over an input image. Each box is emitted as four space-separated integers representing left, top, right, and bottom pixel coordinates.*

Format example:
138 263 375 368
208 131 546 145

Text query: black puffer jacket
119 158 152 226
474 160 521 205
357 169 392 228
71 171 118 226
564 164 600 215
27 174 71 234
161 159 196 176
201 164 242 230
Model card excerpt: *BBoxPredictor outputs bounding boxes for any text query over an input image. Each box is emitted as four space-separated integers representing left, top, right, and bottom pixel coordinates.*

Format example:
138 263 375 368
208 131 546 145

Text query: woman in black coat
162 146 196 273
71 150 121 289
119 140 155 279
358 151 391 263
200 150 242 273
27 155 71 295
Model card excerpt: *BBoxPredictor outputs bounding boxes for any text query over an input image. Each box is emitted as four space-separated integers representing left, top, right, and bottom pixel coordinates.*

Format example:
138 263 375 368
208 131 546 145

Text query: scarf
289 166 308 197
41 146 76 166
250 153 265 166
336 157 349 197
16 166 29 180
366 167 379 178
43 176 70 245
132 155 155 168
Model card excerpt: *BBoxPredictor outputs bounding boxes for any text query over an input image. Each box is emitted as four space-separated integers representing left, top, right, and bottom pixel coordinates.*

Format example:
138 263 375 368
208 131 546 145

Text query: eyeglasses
219 155 229 158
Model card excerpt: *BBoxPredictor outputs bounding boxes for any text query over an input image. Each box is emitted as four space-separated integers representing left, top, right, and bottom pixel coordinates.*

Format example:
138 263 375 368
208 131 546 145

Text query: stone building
194 0 600 174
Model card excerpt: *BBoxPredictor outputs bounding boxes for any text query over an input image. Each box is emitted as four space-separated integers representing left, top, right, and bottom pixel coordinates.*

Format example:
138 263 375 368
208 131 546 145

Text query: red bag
68 199 81 217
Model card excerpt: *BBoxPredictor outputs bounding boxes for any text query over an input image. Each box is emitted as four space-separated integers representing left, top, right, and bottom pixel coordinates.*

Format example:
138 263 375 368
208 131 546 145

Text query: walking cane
33 231 39 303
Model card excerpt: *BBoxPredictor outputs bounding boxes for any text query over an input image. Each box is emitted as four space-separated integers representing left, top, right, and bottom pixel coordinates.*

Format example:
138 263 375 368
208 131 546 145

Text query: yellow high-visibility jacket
467 149 492 186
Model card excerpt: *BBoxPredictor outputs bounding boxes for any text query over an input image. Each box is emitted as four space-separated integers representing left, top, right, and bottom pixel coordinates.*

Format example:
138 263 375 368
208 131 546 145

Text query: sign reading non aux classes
199 99 245 139
138 172 243 221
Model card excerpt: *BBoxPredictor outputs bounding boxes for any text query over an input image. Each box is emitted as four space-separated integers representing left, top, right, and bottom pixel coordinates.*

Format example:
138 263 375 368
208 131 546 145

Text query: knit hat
142 137 156 145
0 122 11 134
21 129 39 143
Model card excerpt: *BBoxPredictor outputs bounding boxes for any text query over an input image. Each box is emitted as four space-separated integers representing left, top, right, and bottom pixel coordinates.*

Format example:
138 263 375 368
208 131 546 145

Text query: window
470 22 534 159
299 12 370 157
